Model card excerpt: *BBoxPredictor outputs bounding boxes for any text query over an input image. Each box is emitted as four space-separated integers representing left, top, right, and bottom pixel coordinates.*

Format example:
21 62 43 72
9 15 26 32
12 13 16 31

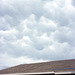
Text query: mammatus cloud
0 0 75 69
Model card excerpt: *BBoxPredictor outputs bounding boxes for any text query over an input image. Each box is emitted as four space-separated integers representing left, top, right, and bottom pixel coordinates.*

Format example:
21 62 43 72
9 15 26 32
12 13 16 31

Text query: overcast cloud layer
0 0 75 70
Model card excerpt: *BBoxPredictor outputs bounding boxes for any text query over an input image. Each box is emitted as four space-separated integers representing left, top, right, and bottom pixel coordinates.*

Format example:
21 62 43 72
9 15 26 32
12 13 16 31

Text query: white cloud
0 0 75 69
71 0 75 7
0 28 18 41
0 53 46 70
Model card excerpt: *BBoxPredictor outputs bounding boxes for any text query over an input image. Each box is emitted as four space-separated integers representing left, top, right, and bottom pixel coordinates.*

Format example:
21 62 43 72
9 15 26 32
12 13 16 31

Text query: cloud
72 0 75 7
0 0 75 69
0 53 46 70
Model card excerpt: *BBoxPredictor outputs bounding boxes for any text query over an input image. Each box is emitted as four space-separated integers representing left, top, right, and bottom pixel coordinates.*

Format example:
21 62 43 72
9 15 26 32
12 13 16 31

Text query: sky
0 0 75 70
